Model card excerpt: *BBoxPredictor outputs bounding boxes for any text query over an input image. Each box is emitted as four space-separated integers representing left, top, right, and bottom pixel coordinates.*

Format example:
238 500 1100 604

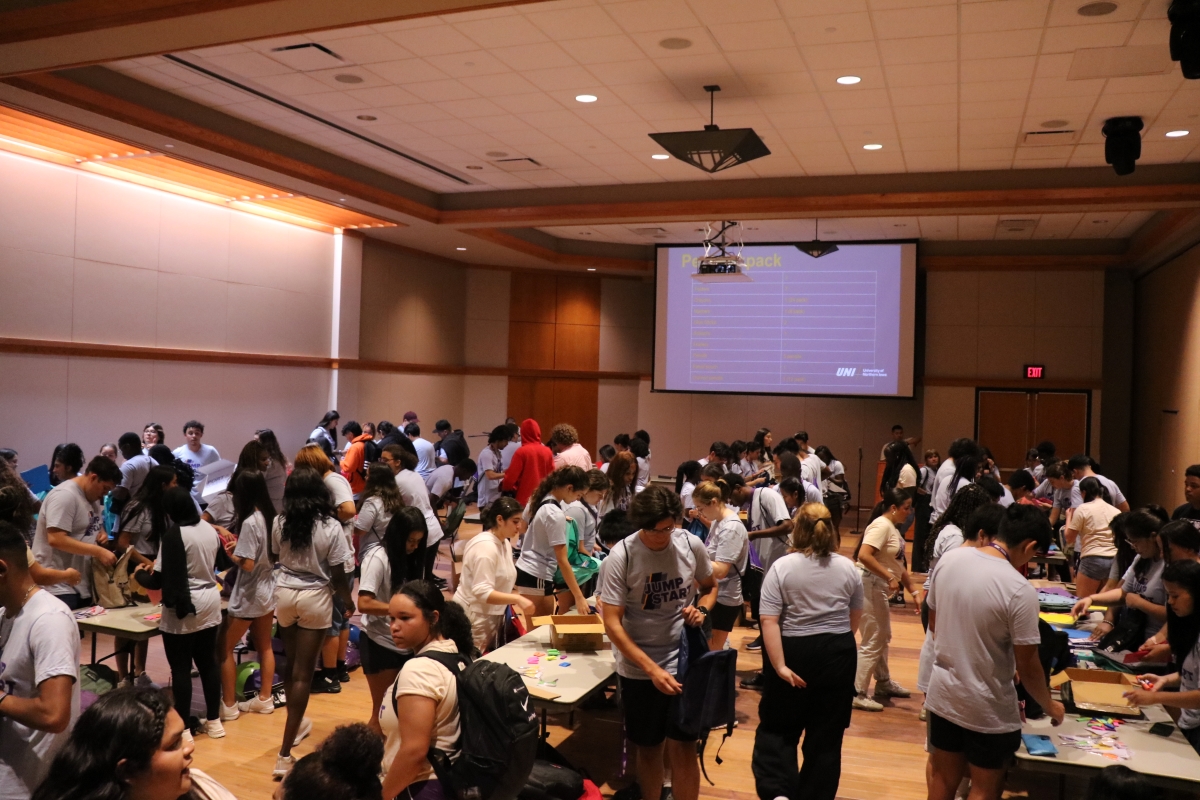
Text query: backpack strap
391 650 468 715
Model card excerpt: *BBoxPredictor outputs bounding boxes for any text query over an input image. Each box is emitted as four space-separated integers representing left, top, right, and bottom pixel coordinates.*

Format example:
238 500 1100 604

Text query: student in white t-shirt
355 462 405 556
31 456 121 609
117 432 155 498
406 423 437 479
385 447 446 583
692 477 750 652
171 420 220 503
1068 454 1130 512
131 488 224 738
0 521 80 800
925 505 1063 800
475 426 512 510
269 467 354 778
218 470 279 722
514 467 589 626
1064 477 1121 599
564 470 609 558
426 459 477 510
380 582 475 800
674 460 703 523
357 507 431 737
453 498 534 653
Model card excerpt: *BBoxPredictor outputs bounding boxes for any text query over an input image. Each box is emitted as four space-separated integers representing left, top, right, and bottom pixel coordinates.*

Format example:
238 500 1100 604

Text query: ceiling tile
383 25 480 57
453 15 550 48
709 20 796 51
410 118 482 137
423 51 513 78
884 62 957 87
961 117 1021 136
877 35 958 65
866 0 956 11
960 56 1038 83
800 41 882 70
252 72 332 96
1128 17 1173 48
919 216 958 238
810 66 886 88
961 0 1051 34
892 103 958 122
344 84 424 106
458 72 543 96
686 0 782 25
959 99 1027 120
365 58 452 84
1028 76 1105 98
889 84 957 106
745 72 820 95
960 79 1032 103
628 28 722 58
611 82 688 104
603 0 702 33
788 12 875 45
960 133 1019 149
491 41 579 71
901 135 957 151
585 59 667 86
830 106 896 125
960 29 1042 59
1041 22 1136 54
564 35 649 65
821 87 892 110
489 91 566 113
897 119 953 138
320 34 415 65
521 65 605 92
872 5 958 39
404 79 480 102
726 48 809 76
201 51 295 78
1106 72 1184 95
433 97 511 118
1046 0 1142 27
523 6 625 40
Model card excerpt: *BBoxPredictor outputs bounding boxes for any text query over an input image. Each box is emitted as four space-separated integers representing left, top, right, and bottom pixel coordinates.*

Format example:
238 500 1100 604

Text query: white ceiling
540 210 1157 243
109 0 1200 195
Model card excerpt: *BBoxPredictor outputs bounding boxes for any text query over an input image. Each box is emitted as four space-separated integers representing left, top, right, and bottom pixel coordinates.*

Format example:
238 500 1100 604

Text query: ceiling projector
691 221 752 283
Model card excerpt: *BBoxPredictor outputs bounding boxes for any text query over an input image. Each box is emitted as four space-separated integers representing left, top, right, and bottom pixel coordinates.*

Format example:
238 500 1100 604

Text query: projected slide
653 243 915 397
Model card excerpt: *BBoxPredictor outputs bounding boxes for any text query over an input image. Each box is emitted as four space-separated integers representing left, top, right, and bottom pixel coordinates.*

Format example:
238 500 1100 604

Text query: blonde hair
692 480 723 506
294 443 334 475
792 502 839 557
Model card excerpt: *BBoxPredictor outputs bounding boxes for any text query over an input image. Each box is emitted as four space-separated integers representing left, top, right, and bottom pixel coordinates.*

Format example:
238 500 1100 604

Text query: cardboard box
1063 668 1142 717
532 615 606 651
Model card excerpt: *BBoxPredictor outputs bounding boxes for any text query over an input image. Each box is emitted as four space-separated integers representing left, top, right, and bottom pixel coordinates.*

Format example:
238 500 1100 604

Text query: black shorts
619 676 696 747
927 711 1021 770
709 602 741 633
359 636 411 676
515 567 555 597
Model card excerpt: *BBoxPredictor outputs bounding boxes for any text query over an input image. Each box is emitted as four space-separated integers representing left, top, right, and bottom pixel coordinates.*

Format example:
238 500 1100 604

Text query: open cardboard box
531 615 608 651
1062 668 1143 718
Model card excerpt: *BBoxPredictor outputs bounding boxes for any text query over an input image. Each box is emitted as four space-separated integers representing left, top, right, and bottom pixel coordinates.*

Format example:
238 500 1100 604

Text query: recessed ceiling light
576 94 598 103
456 247 467 251
465 165 483 170
339 198 346 201
334 74 364 84
1041 119 1070 129
863 143 883 150
658 37 693 50
836 75 861 85
587 268 596 271
356 115 377 121
651 154 670 160
1077 1 1118 16
163 144 174 148
1166 130 1190 137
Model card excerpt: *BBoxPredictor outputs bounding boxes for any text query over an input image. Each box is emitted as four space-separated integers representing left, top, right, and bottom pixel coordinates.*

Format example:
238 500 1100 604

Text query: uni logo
836 367 857 377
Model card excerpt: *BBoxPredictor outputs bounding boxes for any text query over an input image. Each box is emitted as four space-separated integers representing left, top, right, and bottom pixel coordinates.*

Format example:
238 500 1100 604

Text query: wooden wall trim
919 254 1127 271
0 337 649 380
466 228 652 272
0 1 277 46
921 376 1102 391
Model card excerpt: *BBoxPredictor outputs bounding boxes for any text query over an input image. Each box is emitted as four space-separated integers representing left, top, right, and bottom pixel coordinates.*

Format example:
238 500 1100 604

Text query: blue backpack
675 624 737 784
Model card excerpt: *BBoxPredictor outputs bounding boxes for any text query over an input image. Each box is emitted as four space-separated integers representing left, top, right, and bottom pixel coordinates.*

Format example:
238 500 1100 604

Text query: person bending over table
1063 477 1121 600
601 486 716 800
1071 509 1167 644
1123 559 1200 756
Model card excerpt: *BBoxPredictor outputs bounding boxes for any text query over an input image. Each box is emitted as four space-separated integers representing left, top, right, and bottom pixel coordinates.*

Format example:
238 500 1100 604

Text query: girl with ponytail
513 466 589 626
691 473 751 651
454 497 535 652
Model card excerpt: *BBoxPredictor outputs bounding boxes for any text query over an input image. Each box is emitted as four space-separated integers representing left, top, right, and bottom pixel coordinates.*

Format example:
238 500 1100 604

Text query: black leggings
753 631 856 800
162 626 221 723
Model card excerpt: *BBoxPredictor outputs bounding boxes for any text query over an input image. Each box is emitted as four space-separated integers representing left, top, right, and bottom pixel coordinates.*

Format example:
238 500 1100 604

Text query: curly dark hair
281 723 384 800
280 467 335 549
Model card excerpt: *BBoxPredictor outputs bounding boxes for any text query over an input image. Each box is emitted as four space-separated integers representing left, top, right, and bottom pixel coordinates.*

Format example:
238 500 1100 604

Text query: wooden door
1032 392 1089 462
977 391 1031 473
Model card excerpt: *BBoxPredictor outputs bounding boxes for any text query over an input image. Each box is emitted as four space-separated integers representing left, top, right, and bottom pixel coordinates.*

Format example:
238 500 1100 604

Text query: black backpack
396 651 539 800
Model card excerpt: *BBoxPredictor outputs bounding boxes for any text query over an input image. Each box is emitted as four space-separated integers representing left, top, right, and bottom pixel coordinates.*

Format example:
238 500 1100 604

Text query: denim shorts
328 594 351 636
1078 555 1114 581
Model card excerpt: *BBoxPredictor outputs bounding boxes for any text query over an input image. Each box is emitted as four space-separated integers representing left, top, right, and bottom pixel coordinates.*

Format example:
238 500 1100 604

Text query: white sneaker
293 717 312 746
874 680 912 699
204 719 226 739
238 694 275 715
273 754 294 779
134 673 157 689
220 702 240 721
852 694 884 712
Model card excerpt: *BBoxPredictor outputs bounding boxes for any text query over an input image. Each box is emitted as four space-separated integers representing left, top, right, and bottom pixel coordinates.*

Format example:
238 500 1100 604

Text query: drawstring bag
92 546 136 609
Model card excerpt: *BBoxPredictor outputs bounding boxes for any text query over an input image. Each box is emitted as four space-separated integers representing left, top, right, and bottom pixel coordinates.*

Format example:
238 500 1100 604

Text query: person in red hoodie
502 419 554 505
339 421 373 495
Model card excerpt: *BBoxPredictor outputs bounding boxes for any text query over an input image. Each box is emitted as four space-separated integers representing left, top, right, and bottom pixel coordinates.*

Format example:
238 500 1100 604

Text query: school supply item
73 605 106 620
396 652 539 800
1021 734 1058 757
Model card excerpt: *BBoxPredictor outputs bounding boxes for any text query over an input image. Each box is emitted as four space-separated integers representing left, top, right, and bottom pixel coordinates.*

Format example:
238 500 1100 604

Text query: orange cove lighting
0 104 401 234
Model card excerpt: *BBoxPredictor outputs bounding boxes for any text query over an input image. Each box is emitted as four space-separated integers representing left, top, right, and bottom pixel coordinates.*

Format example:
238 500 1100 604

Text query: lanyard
988 543 1009 559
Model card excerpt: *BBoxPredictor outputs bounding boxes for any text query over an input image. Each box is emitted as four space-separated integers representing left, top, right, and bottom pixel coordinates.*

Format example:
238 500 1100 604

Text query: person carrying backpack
599 486 717 800
381 580 538 800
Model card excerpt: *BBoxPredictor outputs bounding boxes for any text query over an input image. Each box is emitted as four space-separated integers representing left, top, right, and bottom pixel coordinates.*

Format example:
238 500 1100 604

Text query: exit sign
1025 365 1045 379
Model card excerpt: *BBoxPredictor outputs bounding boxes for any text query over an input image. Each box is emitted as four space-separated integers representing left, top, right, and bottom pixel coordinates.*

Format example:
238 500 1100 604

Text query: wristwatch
696 606 709 616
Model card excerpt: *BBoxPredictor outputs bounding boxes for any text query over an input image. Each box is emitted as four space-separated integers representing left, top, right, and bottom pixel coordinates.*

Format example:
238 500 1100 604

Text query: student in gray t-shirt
691 479 749 652
600 487 715 800
1070 509 1168 640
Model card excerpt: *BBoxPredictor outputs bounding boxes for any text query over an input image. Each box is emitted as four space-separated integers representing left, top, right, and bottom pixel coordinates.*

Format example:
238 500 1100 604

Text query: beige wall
0 149 338 463
1131 244 1200 508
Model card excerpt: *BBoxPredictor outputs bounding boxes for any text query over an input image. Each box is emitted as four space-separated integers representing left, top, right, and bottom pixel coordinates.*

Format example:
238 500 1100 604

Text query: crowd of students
2 413 1200 800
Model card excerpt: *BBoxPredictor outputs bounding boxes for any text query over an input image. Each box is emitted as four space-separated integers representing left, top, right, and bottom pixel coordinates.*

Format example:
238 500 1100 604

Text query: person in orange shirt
339 421 374 495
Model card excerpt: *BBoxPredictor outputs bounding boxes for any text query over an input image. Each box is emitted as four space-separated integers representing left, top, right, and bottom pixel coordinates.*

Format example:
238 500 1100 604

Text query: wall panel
554 324 600 371
509 322 556 370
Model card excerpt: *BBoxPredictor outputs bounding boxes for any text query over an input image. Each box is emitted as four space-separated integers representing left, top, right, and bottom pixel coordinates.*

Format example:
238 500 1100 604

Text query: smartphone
1148 722 1175 738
